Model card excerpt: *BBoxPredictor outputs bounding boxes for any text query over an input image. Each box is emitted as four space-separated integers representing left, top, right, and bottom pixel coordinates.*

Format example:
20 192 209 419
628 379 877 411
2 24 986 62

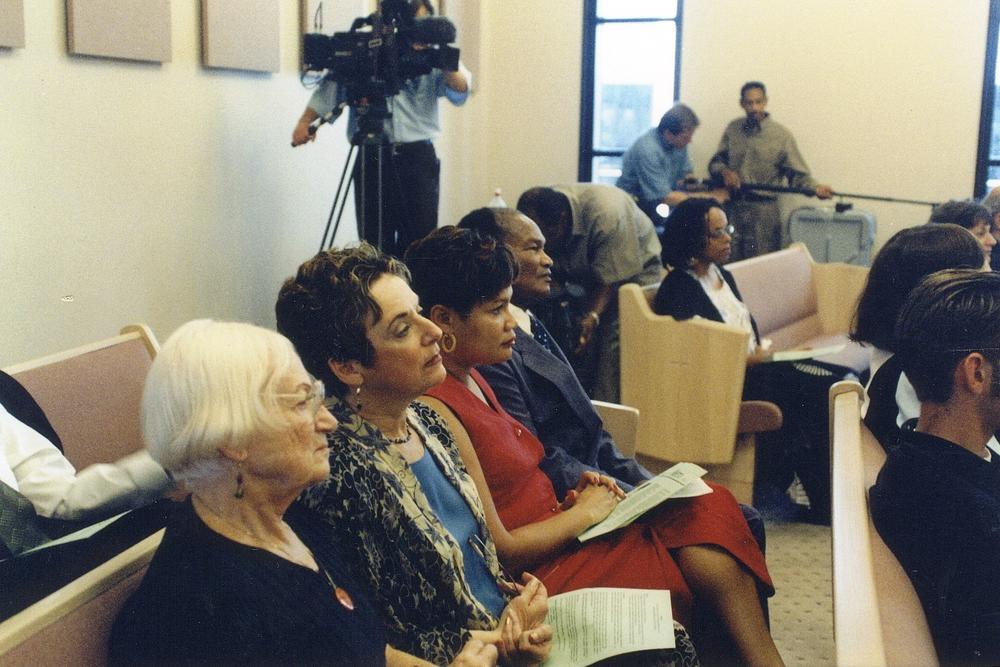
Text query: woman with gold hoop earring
406 227 781 667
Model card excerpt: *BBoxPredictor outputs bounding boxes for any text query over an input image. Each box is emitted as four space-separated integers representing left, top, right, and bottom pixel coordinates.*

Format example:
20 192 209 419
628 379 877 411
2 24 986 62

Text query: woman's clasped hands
470 573 552 665
557 471 625 522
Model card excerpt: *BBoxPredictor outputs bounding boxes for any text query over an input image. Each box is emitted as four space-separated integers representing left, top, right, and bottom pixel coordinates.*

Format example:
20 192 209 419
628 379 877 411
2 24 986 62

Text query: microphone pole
739 183 940 208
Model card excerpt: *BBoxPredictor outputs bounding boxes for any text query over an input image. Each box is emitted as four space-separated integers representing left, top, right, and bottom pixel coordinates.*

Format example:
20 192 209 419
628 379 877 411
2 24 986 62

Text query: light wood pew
829 381 937 666
618 282 782 503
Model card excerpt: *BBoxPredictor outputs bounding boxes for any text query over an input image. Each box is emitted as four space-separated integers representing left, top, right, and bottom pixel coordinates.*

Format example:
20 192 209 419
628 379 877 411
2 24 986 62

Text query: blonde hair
142 319 299 484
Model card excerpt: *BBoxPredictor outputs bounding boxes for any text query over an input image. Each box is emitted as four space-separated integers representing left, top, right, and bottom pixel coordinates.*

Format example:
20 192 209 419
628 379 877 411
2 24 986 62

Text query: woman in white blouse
652 198 842 523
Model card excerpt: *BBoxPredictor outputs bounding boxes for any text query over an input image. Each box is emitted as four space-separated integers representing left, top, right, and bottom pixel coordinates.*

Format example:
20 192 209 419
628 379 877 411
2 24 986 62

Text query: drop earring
234 464 245 499
354 384 363 412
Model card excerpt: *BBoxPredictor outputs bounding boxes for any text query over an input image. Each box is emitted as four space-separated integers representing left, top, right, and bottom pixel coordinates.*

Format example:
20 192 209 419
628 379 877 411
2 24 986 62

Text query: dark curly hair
928 199 991 230
659 198 726 269
275 243 410 397
850 224 983 351
404 226 518 318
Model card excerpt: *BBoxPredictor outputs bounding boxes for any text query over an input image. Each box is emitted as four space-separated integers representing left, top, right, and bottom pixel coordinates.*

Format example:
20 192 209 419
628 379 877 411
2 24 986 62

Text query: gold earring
440 332 456 353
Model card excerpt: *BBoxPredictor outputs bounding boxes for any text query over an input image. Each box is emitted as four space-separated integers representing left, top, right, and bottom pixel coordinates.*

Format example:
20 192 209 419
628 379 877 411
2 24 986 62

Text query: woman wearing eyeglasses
109 320 497 667
653 198 840 524
276 248 562 666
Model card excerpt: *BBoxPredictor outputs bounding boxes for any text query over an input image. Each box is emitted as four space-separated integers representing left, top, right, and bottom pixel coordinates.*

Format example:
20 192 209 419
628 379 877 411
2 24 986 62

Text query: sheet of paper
578 462 709 542
19 511 129 556
771 343 845 363
543 588 674 666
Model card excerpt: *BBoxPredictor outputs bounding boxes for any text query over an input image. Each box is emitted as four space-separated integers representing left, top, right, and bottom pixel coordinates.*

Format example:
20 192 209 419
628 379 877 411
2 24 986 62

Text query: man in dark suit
460 207 770 644
870 269 1000 666
459 207 651 499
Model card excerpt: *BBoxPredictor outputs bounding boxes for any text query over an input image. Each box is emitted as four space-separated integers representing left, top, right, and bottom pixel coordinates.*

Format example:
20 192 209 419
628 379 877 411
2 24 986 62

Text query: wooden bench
727 242 870 375
0 530 163 667
829 381 937 666
3 324 160 470
591 400 639 458
618 282 782 503
0 324 168 625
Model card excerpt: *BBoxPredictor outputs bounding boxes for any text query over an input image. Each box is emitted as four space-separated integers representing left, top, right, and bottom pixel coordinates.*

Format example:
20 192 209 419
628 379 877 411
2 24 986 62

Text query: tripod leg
319 143 357 252
354 143 391 253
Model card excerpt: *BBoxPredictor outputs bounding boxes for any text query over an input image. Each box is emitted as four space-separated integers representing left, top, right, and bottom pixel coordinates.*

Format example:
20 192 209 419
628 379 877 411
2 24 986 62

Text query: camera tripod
317 103 392 254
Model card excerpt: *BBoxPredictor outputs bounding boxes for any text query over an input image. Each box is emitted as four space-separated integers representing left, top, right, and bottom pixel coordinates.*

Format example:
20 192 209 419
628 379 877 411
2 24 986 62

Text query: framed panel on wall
0 0 26 49
66 0 171 63
301 0 368 38
201 0 280 72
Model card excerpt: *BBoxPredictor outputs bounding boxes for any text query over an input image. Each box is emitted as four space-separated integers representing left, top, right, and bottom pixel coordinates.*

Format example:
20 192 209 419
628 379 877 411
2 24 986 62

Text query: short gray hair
982 186 1000 217
142 319 299 484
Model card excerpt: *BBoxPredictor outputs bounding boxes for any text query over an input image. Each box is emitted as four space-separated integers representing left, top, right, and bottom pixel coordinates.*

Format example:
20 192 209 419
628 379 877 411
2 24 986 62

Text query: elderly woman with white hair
108 320 497 667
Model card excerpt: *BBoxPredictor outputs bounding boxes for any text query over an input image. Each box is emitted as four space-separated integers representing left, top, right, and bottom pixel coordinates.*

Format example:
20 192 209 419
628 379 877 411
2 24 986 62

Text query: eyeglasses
276 377 330 417
707 224 736 239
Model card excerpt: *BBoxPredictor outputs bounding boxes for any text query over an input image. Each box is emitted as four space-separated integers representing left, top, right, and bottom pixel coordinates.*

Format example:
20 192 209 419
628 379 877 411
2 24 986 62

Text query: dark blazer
870 426 1000 666
862 354 905 450
478 324 651 499
652 265 760 343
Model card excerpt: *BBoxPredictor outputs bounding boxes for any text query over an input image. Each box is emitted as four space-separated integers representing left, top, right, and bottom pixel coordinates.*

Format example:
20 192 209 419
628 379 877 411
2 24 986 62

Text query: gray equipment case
786 206 876 266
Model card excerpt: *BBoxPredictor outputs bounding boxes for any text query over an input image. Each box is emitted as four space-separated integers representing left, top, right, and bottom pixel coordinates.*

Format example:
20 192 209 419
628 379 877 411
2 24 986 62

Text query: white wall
1 1 357 366
473 0 990 249
1 0 993 365
681 0 990 248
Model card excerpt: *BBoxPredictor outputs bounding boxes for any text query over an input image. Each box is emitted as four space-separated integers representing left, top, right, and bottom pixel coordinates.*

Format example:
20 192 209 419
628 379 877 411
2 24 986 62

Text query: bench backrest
619 282 749 464
0 530 163 666
727 243 822 348
3 325 159 470
829 381 937 667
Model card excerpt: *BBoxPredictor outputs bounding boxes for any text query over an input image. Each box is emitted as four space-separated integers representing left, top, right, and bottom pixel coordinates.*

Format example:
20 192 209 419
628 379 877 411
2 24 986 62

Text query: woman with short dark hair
277 245 553 666
653 198 842 524
851 224 986 448
407 226 780 667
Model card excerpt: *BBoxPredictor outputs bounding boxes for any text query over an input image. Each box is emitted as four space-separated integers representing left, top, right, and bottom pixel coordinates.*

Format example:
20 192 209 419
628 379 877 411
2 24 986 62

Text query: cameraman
292 0 470 258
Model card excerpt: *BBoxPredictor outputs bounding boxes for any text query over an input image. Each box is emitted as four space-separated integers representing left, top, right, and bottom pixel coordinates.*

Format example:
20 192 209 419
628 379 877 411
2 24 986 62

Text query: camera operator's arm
440 61 472 105
292 107 319 146
444 64 469 94
291 78 339 147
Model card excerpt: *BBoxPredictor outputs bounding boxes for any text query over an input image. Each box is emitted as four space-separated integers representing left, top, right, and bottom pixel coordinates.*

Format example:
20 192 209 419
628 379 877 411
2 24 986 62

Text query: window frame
975 0 1000 198
578 0 684 182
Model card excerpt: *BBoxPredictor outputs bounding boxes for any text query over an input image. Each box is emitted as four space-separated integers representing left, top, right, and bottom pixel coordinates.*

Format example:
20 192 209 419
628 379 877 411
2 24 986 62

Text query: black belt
390 139 433 155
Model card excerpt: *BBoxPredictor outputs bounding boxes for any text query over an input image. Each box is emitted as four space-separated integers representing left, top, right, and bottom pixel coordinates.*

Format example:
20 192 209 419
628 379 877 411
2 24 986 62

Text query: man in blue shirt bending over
617 103 700 222
292 0 470 258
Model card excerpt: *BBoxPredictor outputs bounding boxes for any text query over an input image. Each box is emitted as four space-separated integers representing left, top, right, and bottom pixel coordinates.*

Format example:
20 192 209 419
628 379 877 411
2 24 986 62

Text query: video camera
302 0 460 107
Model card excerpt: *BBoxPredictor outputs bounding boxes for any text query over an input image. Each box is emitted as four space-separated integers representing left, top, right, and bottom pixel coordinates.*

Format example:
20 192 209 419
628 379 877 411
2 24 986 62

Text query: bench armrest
737 400 782 434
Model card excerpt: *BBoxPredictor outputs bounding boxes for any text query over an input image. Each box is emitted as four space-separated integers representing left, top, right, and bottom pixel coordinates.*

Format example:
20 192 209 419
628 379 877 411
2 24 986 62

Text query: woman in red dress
406 227 782 666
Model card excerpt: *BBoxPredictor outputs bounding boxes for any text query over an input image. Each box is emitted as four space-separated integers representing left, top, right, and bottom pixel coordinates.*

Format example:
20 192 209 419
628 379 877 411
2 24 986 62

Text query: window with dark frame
578 0 683 184
976 0 1000 197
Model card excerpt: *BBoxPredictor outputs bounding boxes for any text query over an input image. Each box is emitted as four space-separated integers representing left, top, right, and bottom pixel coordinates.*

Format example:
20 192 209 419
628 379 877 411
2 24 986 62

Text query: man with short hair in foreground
870 268 1000 666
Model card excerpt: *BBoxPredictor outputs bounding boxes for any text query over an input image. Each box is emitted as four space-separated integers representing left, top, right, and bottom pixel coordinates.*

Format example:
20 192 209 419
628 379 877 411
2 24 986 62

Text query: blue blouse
410 451 506 617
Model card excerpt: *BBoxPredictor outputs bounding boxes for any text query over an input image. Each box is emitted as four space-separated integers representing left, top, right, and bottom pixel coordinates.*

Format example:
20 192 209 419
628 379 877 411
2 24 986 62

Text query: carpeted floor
766 520 834 666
